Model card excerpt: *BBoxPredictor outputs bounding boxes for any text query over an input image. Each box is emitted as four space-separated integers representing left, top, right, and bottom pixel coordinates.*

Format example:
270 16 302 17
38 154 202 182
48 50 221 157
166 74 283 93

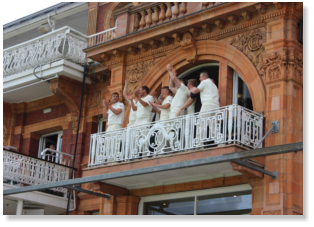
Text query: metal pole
66 64 87 215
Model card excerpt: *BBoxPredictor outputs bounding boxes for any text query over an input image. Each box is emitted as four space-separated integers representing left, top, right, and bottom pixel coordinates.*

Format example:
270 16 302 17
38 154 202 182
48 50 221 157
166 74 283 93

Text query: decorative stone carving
273 2 284 9
172 33 182 42
227 15 238 25
71 111 79 133
160 36 172 46
228 28 266 78
241 10 252 21
255 3 266 14
112 49 123 58
138 43 149 52
262 51 287 82
189 27 200 37
101 53 111 62
287 49 303 83
149 40 161 49
201 23 212 33
214 19 225 29
126 58 161 94
180 32 197 64
128 47 139 55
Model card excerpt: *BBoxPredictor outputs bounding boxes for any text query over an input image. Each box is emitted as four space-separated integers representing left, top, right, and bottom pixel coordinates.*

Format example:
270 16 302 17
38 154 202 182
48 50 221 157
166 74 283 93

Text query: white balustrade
3 150 71 193
87 27 116 47
3 26 87 78
88 105 264 167
41 148 73 166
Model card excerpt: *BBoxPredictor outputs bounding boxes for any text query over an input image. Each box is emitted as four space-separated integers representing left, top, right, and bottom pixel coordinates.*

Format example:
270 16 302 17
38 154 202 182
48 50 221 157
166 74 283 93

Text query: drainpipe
66 64 87 215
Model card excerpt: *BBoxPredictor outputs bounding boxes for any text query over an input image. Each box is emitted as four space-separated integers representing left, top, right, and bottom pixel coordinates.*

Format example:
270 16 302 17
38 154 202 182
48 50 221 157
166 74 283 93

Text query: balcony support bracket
64 185 111 200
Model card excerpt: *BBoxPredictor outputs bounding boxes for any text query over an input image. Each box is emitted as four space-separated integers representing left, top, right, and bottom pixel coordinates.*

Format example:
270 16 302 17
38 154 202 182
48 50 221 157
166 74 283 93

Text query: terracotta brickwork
4 2 303 215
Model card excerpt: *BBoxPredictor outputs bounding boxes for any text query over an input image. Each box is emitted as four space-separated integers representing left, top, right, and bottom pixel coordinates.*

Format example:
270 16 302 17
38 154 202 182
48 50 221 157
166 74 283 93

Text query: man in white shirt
123 79 137 126
129 86 154 126
150 86 173 121
167 64 189 119
190 72 220 146
102 92 125 131
102 92 125 163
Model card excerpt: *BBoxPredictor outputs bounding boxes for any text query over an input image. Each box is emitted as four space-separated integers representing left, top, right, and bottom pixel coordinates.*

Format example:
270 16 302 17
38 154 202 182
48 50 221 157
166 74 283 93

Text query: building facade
3 2 303 215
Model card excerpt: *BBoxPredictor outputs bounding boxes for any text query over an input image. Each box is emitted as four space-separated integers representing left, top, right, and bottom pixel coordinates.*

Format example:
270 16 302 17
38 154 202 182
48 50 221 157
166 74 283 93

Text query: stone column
218 58 233 107
16 199 23 215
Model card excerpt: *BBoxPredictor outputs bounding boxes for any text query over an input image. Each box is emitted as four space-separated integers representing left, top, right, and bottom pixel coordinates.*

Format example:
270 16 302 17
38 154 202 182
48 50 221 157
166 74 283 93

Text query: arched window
232 70 253 110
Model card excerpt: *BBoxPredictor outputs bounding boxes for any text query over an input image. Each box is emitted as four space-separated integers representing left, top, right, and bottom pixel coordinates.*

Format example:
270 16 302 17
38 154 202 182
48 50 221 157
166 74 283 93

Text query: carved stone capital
262 50 288 83
287 48 303 83
127 46 139 55
241 10 252 21
149 40 161 49
227 15 238 25
172 32 182 42
112 49 123 58
101 53 111 62
214 19 225 29
201 23 212 33
255 3 266 15
273 2 284 9
180 32 197 64
138 43 149 52
189 27 200 37
70 111 79 134
160 36 172 45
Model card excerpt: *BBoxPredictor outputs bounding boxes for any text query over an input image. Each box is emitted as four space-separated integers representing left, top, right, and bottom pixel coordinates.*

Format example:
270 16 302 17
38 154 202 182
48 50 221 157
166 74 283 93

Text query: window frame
38 130 63 159
138 184 251 215
98 118 107 133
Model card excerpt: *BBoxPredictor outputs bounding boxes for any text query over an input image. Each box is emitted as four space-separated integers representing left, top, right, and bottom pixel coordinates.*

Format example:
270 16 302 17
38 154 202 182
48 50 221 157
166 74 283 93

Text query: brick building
3 2 303 215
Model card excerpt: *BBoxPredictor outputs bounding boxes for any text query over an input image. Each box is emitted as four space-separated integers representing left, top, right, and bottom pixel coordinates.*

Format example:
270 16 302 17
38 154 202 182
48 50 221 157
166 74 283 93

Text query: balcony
3 26 89 103
3 149 73 194
88 105 264 167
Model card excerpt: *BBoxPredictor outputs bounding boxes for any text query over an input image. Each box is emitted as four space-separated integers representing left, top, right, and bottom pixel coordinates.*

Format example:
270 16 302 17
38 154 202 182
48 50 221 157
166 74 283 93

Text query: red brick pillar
116 196 140 215
218 58 233 107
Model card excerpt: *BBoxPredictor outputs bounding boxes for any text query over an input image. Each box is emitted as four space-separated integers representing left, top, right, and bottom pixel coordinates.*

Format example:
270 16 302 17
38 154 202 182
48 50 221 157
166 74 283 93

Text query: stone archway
141 40 266 112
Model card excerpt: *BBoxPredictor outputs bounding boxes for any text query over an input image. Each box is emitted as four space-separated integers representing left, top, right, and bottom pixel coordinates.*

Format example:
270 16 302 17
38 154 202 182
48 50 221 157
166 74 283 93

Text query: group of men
102 64 220 133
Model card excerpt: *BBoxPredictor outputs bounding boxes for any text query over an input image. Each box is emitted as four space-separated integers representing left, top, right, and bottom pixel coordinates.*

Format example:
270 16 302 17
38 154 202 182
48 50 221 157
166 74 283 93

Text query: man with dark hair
123 79 137 126
176 79 201 116
128 85 154 126
150 86 173 121
103 92 125 131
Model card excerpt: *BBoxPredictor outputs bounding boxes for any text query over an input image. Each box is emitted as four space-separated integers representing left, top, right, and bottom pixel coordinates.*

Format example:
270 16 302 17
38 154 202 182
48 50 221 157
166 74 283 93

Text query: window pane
196 190 252 215
143 197 195 215
237 77 253 110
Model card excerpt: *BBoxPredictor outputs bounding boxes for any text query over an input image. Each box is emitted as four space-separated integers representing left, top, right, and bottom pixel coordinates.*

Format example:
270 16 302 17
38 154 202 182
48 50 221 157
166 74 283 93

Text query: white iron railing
88 104 264 167
87 27 116 47
41 148 74 166
3 26 87 78
3 150 71 193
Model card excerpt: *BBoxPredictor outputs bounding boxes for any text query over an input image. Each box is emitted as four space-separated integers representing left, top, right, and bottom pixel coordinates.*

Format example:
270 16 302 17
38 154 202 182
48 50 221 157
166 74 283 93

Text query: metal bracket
271 120 279 133
64 185 111 200
233 160 278 180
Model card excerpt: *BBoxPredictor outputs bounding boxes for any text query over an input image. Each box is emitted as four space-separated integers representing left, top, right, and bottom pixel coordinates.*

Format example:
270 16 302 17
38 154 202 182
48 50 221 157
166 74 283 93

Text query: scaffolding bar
232 160 278 179
3 142 302 196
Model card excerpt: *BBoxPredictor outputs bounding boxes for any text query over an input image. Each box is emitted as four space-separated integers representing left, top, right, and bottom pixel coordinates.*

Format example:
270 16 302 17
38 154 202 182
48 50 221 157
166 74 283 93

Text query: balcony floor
84 144 247 190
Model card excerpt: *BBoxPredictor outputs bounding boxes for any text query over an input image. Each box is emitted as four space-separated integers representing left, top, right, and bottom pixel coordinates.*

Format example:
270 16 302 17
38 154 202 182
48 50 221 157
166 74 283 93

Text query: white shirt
136 95 154 120
128 99 137 121
160 95 173 120
187 99 196 115
107 102 125 125
171 83 189 110
197 79 219 108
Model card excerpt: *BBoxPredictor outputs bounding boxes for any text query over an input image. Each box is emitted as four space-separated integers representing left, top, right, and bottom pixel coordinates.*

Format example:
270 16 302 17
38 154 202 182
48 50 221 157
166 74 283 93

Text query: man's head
49 144 56 150
179 78 185 84
111 92 119 103
161 86 172 97
139 86 149 97
187 79 198 90
199 72 209 82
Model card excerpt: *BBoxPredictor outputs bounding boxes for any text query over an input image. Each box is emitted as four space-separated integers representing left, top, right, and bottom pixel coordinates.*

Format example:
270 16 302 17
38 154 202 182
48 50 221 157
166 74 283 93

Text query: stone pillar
115 196 140 215
16 199 23 215
115 7 130 37
218 58 233 107
260 6 303 214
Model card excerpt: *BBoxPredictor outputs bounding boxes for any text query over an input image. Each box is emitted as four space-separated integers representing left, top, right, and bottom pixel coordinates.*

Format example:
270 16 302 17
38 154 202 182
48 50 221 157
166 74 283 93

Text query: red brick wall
97 4 111 33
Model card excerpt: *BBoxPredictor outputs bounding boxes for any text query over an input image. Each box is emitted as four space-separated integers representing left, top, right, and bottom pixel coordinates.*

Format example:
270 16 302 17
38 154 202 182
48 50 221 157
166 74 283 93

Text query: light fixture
233 195 237 197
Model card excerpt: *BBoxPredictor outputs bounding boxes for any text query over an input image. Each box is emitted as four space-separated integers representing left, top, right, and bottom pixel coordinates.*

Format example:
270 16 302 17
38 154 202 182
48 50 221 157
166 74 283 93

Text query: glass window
98 118 107 133
196 190 252 215
143 197 195 215
233 71 253 110
38 131 63 162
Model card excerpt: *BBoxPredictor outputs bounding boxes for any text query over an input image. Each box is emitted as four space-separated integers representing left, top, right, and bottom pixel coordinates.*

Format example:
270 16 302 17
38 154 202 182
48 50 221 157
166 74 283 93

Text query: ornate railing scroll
3 26 87 78
3 150 71 193
88 105 264 167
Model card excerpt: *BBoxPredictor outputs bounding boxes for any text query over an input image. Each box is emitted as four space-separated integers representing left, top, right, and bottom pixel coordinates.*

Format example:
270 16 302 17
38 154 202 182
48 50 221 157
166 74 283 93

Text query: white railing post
185 115 191 150
228 105 233 143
